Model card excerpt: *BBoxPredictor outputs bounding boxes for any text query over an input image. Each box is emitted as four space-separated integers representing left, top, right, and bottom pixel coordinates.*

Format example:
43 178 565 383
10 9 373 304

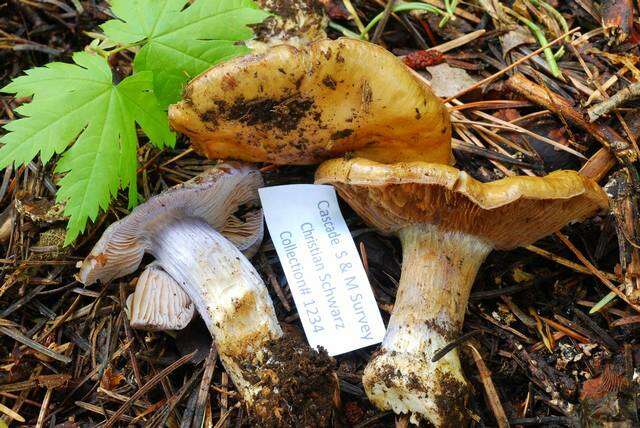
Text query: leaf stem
439 0 459 28
503 6 562 78
342 0 368 39
528 0 568 60
328 21 361 39
361 2 446 39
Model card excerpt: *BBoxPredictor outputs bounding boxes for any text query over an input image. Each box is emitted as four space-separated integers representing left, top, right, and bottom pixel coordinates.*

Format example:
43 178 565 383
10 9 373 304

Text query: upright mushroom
80 164 335 425
169 38 452 165
316 158 609 426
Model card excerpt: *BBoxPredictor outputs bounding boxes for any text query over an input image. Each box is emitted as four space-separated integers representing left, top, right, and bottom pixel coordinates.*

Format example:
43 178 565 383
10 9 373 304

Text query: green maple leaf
0 52 175 244
0 0 266 244
101 0 269 104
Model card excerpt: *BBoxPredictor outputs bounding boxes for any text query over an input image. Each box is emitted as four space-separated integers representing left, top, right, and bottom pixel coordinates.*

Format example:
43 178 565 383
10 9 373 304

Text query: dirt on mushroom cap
169 38 453 165
316 158 610 249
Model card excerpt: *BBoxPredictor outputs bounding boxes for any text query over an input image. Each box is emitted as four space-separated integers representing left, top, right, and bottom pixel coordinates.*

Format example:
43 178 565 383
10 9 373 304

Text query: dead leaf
423 63 479 98
100 366 125 391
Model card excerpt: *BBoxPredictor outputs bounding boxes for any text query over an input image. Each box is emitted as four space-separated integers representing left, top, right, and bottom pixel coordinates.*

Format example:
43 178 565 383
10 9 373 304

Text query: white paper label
259 184 385 356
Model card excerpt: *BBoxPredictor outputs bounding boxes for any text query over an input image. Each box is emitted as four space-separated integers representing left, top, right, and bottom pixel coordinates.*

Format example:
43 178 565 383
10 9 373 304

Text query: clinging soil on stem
240 333 336 427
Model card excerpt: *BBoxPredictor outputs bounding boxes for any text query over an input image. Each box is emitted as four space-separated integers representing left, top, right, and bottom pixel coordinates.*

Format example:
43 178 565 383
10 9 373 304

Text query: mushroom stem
363 224 492 426
147 217 335 425
150 218 283 395
150 218 282 346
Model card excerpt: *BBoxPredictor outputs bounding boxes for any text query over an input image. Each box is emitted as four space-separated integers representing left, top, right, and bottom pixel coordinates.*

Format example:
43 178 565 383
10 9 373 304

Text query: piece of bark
604 171 640 304
507 73 636 165
580 148 617 182
588 82 640 122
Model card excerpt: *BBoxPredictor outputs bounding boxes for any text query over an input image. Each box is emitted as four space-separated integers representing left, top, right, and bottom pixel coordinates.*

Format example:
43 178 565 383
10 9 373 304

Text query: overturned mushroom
169 38 452 165
80 164 335 425
316 158 609 426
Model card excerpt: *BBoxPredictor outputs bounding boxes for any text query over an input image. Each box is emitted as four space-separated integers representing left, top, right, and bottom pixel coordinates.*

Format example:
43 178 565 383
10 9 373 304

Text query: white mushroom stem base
150 218 334 424
363 224 492 426
151 218 281 388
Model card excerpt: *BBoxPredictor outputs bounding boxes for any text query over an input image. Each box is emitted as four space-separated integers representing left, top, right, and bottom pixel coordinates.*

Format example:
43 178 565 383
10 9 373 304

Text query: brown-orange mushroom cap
169 38 452 165
315 158 609 426
316 158 609 249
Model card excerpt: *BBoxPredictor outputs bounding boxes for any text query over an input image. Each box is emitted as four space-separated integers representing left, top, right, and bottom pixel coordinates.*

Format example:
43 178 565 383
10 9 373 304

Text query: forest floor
1 0 639 427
